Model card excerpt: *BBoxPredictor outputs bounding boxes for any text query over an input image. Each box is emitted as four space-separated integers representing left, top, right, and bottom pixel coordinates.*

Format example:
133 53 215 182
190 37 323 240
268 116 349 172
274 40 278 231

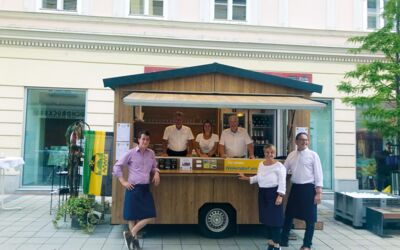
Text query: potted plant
53 195 100 233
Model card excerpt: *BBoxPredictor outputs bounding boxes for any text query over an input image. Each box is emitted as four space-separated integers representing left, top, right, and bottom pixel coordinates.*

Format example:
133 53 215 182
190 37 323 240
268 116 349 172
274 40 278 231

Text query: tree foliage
337 0 400 141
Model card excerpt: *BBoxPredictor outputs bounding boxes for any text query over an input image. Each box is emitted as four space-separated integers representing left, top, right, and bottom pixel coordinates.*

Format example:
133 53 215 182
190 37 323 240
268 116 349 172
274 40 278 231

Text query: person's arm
277 164 287 196
283 152 293 174
247 143 255 159
208 142 219 157
238 173 257 183
194 141 204 156
219 144 226 158
186 139 194 156
313 153 323 204
150 151 160 186
244 130 254 158
161 127 169 156
219 132 226 158
161 140 168 156
113 151 134 190
186 128 195 156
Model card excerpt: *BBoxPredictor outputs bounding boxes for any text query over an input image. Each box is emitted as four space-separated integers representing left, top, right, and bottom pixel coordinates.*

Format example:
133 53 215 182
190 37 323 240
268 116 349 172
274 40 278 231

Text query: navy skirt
123 184 156 221
258 186 284 227
285 183 317 223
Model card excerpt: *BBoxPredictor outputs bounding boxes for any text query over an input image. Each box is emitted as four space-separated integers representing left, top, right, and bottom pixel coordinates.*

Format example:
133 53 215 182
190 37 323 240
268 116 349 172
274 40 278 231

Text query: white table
0 157 24 210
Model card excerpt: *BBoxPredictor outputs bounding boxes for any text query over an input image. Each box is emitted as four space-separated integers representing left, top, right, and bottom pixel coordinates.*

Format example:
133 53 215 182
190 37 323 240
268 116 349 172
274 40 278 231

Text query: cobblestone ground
0 195 399 249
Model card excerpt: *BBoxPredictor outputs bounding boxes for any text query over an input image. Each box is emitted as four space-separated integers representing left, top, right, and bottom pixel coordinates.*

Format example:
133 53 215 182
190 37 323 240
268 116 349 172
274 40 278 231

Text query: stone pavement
0 195 400 250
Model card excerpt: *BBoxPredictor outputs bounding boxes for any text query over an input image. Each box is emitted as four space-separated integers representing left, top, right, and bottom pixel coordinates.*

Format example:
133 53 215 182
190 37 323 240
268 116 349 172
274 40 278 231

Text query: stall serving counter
153 157 262 237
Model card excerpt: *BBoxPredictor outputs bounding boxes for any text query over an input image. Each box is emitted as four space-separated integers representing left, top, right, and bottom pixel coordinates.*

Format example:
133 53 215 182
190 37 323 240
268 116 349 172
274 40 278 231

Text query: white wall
0 0 364 31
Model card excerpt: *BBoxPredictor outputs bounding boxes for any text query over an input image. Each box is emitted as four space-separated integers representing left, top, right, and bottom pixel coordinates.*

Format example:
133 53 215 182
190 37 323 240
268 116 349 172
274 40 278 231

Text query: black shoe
132 238 141 250
123 231 133 250
280 241 288 247
267 245 274 250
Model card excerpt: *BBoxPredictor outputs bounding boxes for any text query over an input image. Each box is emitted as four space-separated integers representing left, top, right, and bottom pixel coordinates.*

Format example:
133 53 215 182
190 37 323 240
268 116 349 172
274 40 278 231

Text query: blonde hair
263 144 276 152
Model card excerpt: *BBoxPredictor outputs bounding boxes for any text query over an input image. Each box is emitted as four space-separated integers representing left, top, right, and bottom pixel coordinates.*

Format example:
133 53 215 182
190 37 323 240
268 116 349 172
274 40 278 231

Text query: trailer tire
198 203 236 238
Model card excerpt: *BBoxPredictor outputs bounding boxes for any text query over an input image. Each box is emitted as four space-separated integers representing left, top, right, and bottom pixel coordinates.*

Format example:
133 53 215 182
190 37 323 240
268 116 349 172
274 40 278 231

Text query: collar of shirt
227 128 242 135
134 146 150 153
297 147 309 154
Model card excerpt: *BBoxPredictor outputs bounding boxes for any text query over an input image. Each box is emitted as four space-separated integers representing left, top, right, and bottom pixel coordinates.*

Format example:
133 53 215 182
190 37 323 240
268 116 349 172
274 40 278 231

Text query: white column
355 0 367 31
200 0 211 22
278 0 288 27
326 0 335 30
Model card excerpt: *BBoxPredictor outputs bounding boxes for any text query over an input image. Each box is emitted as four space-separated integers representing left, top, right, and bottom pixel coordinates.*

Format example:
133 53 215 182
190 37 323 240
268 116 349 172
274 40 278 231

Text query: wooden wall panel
151 175 214 224
213 74 308 96
212 176 259 224
120 74 214 93
111 89 134 224
150 174 258 224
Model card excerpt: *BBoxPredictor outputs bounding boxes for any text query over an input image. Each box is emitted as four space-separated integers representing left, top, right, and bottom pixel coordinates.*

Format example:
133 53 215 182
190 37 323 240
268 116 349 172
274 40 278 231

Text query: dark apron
258 186 284 227
123 184 156 221
285 183 317 223
167 148 187 156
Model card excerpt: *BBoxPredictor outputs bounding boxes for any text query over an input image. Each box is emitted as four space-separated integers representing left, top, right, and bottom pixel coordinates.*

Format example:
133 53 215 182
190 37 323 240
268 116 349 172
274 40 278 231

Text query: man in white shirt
162 111 194 157
219 115 254 158
280 132 323 250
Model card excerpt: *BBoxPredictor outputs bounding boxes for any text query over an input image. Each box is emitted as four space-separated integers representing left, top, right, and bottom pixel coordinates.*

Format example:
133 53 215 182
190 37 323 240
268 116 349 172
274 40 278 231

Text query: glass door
23 88 86 186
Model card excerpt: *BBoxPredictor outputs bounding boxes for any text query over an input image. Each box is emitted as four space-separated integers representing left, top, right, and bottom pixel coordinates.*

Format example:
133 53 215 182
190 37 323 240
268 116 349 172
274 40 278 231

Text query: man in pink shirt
113 130 160 250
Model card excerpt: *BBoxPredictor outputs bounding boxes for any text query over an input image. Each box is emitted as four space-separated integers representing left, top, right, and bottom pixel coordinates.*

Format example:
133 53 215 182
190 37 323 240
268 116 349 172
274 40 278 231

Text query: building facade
0 0 384 192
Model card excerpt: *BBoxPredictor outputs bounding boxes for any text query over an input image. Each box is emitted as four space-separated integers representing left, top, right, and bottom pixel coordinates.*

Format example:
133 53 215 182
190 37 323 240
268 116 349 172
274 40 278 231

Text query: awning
123 92 326 110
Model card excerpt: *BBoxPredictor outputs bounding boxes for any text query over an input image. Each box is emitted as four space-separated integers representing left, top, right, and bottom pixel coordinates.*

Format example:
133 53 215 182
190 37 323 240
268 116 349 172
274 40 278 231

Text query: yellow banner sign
224 159 263 173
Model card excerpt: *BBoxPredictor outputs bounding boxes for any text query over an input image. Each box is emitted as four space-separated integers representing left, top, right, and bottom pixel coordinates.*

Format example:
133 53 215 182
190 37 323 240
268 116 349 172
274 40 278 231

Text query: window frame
38 0 81 13
211 0 249 23
126 0 166 19
364 0 385 30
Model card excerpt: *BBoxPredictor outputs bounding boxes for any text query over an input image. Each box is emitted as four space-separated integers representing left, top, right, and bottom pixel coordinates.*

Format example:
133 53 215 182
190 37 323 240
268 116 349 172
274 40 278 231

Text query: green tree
337 0 400 161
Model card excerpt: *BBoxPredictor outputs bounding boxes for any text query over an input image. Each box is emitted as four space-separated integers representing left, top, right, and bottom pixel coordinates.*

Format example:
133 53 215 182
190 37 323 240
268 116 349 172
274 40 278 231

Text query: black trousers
281 216 315 248
167 148 187 156
266 226 281 244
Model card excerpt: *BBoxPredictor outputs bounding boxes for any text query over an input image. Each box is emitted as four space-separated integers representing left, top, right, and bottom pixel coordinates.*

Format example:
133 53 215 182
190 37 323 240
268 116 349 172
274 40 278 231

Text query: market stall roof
103 62 323 93
123 92 325 110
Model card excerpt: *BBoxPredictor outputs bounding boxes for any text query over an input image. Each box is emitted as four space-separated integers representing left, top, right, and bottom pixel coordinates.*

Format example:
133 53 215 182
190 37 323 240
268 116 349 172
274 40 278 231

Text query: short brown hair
263 144 276 152
175 111 184 117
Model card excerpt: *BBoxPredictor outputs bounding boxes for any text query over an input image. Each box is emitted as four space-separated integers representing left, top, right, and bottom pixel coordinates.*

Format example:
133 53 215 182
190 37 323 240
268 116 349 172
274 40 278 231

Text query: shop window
42 0 78 12
355 107 391 190
130 0 164 16
310 99 333 190
22 89 86 186
214 0 246 21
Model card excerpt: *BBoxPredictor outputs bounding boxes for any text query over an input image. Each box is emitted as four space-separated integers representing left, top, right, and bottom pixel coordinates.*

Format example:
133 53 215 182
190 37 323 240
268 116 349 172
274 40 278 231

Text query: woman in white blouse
194 120 219 157
238 144 286 250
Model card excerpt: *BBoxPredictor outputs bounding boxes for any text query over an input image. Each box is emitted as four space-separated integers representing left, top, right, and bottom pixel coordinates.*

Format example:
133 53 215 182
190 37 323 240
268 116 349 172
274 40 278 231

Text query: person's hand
200 153 208 157
161 153 168 157
238 173 248 181
275 195 283 205
122 180 134 190
249 155 255 159
314 193 322 204
152 172 160 186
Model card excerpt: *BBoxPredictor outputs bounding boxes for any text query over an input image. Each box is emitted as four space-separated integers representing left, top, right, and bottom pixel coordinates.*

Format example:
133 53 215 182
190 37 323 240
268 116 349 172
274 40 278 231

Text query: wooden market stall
103 63 324 237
